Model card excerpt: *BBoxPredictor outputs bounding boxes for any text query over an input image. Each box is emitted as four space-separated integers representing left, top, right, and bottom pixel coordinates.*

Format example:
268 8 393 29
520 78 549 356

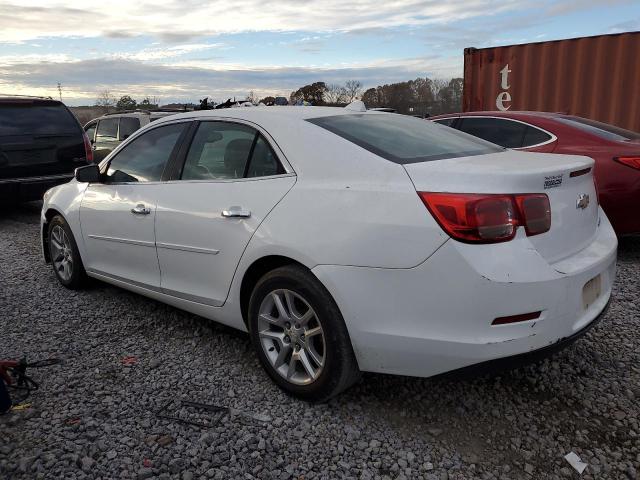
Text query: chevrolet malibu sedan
41 104 617 401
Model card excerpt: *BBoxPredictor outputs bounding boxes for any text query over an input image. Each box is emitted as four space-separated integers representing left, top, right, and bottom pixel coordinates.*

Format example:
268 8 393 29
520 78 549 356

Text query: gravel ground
0 201 638 480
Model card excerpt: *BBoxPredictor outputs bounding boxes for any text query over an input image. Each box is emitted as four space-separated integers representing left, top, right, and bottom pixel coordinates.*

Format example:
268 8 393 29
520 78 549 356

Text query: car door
80 121 190 288
93 117 120 162
154 120 296 306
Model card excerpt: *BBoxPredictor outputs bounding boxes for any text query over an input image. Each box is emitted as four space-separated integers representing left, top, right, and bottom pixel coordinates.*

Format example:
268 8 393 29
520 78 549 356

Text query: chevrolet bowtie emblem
576 193 590 210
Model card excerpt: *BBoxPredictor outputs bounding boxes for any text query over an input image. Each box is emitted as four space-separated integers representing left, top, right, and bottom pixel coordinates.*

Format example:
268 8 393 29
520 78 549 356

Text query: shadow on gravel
0 201 42 224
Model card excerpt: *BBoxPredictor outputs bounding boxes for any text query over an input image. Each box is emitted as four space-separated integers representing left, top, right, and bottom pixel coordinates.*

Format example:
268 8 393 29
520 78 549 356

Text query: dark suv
0 96 92 203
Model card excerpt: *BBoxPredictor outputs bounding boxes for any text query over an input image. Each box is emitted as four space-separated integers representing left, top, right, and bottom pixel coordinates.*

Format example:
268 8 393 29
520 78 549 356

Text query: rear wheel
48 215 88 289
248 265 360 401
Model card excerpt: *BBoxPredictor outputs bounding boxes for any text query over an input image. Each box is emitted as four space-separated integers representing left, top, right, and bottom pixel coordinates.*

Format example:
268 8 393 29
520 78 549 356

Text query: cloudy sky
0 0 638 105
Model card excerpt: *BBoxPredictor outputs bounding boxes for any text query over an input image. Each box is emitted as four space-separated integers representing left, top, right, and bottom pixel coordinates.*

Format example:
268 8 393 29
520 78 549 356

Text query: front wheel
248 265 361 401
48 215 88 289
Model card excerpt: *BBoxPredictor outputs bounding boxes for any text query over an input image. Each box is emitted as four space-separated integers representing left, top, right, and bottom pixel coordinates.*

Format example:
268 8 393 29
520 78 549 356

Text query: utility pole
57 83 63 101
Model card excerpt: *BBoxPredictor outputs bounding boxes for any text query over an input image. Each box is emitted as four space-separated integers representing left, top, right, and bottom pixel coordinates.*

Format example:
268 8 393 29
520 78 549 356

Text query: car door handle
222 206 251 218
131 204 151 215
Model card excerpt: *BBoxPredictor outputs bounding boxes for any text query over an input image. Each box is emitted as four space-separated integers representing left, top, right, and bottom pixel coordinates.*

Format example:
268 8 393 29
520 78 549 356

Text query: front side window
105 123 186 183
457 117 528 148
307 114 502 164
96 118 118 139
119 117 140 140
181 122 283 180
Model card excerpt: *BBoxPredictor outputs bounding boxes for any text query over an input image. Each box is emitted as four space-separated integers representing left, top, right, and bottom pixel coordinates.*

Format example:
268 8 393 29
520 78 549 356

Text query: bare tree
343 80 363 102
247 91 259 104
324 84 346 105
95 90 116 108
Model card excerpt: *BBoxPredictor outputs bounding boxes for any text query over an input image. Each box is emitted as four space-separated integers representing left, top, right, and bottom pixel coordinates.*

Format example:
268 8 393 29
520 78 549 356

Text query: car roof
0 95 60 104
155 106 366 122
92 110 183 120
430 111 563 120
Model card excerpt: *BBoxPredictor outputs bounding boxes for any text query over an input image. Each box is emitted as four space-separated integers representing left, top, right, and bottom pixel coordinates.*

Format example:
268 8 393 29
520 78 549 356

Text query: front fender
41 180 88 262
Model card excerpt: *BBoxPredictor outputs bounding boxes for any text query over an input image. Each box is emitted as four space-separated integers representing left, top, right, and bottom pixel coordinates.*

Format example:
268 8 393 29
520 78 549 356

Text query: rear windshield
0 101 80 136
557 116 640 142
307 113 503 164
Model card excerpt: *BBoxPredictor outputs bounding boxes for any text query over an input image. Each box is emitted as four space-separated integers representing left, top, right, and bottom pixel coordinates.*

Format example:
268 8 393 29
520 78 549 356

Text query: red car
429 111 640 235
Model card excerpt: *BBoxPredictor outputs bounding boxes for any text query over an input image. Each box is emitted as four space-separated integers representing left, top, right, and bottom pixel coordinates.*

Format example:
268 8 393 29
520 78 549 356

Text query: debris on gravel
1 202 639 479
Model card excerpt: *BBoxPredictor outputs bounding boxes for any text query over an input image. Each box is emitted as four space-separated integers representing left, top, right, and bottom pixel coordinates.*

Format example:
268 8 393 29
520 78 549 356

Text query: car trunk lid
404 150 598 263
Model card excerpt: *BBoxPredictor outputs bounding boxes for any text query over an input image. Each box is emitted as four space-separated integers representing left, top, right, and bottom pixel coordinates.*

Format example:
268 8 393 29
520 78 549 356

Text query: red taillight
83 132 94 164
614 156 640 170
418 192 551 244
514 194 551 236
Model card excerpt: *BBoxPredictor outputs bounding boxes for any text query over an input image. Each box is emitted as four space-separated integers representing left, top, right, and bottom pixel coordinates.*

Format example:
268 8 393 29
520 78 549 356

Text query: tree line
257 77 462 115
95 90 160 111
362 78 463 116
93 77 464 116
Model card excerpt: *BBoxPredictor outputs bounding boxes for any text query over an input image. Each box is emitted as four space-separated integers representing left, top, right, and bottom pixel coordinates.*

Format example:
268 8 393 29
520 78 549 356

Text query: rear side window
307 114 502 164
119 117 140 140
247 135 283 178
457 117 528 148
96 118 118 139
0 102 79 136
181 122 284 180
522 125 552 147
433 118 456 127
182 122 256 180
556 116 640 142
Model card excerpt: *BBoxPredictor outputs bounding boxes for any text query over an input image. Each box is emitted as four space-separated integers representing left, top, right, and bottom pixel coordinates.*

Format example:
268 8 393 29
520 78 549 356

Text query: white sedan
41 103 617 401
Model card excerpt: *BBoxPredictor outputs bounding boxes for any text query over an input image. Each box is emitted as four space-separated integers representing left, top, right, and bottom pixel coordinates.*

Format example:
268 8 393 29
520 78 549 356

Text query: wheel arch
42 208 66 263
239 255 311 327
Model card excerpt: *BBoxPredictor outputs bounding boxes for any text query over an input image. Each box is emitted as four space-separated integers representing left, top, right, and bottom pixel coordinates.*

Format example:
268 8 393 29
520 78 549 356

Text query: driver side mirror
75 164 101 183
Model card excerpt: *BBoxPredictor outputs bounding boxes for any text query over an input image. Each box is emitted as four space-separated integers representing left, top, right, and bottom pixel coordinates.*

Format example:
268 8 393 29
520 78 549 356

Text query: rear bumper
437 297 610 379
0 174 72 202
312 208 617 377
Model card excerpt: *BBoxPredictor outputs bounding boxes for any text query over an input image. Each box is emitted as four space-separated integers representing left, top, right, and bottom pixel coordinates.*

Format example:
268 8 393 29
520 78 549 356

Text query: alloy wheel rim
50 225 73 281
257 289 326 385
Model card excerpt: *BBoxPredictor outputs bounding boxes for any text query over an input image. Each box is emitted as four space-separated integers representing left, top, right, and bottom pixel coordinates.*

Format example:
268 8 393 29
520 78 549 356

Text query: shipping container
463 32 640 132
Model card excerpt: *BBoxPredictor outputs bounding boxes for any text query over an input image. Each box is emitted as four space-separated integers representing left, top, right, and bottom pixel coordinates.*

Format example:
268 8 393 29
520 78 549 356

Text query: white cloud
0 55 463 105
0 0 528 43
111 43 225 61
0 53 78 66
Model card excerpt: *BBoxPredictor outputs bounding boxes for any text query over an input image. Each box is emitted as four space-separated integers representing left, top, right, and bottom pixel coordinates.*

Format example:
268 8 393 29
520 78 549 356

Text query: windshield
557 116 640 142
307 113 503 164
0 101 80 136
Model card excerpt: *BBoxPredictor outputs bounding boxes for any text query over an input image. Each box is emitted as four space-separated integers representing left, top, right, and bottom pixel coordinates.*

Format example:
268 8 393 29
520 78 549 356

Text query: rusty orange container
463 32 640 132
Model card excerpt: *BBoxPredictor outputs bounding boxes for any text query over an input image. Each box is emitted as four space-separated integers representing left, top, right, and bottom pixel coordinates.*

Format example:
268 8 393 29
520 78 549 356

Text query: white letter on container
496 91 512 111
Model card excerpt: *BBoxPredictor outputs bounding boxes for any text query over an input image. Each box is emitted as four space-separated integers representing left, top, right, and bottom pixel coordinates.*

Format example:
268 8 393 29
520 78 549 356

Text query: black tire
248 265 361 401
47 215 88 289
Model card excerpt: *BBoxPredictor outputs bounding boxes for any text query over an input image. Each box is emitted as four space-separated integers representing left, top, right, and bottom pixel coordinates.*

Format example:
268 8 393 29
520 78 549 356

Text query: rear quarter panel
242 122 449 269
